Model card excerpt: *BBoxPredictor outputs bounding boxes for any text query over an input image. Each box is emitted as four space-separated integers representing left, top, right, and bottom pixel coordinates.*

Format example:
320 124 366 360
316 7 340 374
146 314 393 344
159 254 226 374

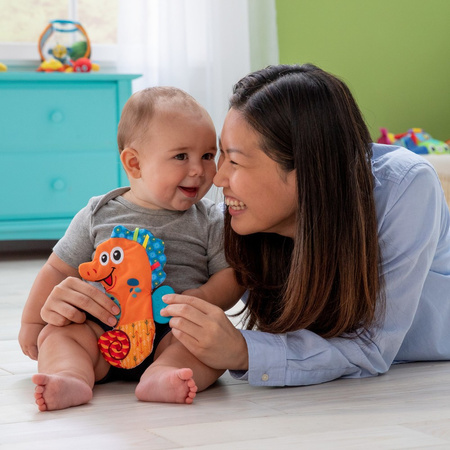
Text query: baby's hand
18 323 45 360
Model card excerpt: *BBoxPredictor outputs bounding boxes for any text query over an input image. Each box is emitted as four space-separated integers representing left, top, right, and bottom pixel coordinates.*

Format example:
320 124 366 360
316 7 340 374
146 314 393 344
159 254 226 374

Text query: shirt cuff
237 329 288 386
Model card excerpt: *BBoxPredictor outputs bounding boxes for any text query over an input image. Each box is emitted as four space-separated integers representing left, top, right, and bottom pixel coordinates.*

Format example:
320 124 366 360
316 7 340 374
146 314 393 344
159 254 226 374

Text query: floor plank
2 251 450 449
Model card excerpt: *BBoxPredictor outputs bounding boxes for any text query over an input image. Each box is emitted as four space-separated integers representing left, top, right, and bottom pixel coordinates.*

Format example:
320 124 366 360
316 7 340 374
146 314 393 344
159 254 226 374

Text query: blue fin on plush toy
152 285 174 324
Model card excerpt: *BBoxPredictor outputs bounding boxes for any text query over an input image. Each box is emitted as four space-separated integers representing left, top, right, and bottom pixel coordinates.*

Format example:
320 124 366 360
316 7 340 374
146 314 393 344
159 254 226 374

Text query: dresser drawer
0 151 120 220
0 81 117 153
0 72 140 241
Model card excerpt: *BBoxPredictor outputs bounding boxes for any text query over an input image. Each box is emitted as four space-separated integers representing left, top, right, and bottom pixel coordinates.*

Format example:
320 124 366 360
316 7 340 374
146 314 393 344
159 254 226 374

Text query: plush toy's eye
110 247 124 264
99 251 109 266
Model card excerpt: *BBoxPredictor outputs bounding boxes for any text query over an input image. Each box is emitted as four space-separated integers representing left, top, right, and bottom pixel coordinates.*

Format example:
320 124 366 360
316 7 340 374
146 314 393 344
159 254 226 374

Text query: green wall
275 0 450 141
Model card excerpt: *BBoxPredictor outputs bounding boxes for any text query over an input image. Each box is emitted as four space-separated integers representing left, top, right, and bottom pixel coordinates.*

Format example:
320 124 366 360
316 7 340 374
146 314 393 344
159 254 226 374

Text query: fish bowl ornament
38 19 91 66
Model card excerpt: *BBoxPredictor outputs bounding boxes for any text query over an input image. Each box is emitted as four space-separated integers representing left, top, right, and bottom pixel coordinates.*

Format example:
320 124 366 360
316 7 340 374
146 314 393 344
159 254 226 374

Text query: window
0 0 118 66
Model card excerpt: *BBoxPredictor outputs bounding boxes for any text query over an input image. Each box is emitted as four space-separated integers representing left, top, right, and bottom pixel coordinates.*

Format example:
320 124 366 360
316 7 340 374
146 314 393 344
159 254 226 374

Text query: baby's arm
19 252 79 360
183 268 244 311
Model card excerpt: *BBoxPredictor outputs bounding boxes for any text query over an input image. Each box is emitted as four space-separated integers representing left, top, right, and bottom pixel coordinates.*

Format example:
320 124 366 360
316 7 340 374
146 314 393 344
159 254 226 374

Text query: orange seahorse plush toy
79 225 174 369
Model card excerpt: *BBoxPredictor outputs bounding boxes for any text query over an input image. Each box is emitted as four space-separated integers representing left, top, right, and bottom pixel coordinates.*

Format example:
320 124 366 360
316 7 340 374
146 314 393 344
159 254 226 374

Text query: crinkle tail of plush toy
98 320 156 369
98 330 130 367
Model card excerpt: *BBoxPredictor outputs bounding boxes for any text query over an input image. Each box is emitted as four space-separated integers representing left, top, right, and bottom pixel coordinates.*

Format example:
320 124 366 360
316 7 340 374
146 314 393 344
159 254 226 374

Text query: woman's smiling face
214 108 298 238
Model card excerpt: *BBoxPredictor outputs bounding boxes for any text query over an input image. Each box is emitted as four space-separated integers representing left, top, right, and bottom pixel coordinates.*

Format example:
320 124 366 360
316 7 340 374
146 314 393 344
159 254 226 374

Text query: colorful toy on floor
377 128 395 145
79 225 174 369
377 128 450 155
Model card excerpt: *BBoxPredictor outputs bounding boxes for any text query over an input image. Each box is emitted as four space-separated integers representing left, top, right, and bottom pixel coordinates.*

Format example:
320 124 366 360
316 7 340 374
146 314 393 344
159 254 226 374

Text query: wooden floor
2 250 450 449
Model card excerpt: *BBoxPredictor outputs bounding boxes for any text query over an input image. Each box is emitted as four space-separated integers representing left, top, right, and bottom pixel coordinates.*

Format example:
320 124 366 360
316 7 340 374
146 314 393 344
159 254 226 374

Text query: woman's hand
161 294 249 371
40 277 119 327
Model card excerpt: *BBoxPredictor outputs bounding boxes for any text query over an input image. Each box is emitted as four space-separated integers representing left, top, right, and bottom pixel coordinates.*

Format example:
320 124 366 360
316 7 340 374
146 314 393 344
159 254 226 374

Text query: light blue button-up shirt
231 144 450 386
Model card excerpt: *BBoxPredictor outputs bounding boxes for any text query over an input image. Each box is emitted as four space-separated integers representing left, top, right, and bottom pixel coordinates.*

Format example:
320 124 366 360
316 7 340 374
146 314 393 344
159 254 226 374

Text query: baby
19 87 243 410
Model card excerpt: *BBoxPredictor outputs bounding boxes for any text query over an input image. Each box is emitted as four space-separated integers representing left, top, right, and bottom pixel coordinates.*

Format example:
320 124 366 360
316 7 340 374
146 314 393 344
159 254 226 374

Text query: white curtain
116 0 279 133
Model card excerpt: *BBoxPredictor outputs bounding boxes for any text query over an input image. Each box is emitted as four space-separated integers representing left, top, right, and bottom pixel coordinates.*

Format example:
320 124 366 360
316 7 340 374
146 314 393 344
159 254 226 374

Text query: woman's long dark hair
225 64 383 338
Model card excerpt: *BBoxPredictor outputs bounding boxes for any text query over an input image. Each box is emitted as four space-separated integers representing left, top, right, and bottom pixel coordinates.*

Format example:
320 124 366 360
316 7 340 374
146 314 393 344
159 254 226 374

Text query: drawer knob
51 178 66 191
50 110 64 123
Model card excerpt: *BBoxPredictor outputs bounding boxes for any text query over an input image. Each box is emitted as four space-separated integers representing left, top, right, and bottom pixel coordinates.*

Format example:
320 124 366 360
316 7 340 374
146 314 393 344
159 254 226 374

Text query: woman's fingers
162 293 217 314
161 294 218 318
161 294 249 370
162 295 209 332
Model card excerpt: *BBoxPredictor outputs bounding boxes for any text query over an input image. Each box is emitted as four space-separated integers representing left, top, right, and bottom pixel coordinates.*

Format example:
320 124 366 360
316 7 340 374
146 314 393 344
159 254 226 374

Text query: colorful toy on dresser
377 128 449 154
37 19 99 72
79 225 174 369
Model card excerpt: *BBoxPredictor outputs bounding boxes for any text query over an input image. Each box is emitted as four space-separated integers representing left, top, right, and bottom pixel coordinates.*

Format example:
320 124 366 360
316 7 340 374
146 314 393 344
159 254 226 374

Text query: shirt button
261 373 269 382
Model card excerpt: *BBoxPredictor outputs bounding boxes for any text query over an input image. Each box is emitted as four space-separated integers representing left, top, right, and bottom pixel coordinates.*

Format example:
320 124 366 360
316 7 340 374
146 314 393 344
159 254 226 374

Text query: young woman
39 64 450 387
160 63 450 386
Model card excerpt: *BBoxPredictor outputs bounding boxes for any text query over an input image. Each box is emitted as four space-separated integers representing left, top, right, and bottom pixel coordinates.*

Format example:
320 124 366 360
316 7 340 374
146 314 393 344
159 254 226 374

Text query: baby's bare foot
32 373 93 411
136 367 198 404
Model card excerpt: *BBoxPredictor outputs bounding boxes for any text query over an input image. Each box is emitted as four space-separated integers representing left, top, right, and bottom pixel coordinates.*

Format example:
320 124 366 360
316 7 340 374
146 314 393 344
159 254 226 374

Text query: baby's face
131 105 217 211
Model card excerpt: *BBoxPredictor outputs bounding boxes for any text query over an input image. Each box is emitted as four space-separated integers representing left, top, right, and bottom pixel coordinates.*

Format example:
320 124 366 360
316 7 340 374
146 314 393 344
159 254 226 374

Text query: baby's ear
120 148 141 178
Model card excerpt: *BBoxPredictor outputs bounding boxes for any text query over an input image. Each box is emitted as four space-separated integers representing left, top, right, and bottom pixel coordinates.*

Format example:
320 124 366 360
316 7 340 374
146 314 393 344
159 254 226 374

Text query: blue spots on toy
127 278 142 298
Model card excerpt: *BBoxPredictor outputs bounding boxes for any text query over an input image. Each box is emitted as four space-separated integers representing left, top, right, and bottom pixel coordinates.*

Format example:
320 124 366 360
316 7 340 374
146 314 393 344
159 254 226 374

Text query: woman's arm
163 160 450 385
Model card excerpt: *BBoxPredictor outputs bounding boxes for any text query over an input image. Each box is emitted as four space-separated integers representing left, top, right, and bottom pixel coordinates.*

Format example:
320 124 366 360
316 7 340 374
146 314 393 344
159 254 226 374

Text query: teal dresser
0 72 140 241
